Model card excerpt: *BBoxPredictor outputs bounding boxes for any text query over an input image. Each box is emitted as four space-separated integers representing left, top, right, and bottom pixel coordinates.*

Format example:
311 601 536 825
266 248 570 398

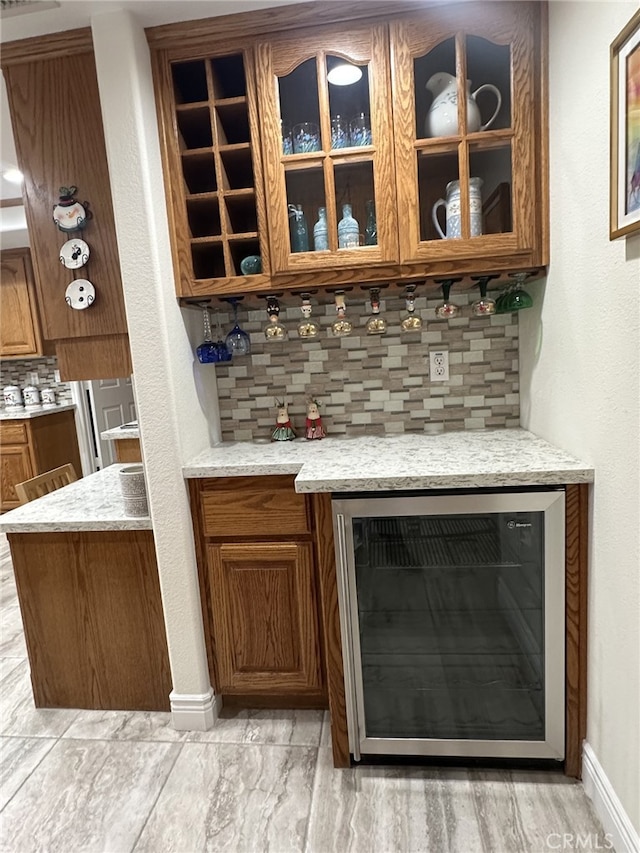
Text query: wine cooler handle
335 513 361 762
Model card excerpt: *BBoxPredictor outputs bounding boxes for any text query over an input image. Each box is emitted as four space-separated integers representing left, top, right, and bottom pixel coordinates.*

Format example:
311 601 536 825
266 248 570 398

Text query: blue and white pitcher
432 178 484 239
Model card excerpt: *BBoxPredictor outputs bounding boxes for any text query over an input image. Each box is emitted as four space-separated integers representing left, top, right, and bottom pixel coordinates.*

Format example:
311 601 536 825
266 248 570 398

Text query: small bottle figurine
298 294 319 338
272 399 296 442
331 292 353 337
305 398 326 440
264 296 286 341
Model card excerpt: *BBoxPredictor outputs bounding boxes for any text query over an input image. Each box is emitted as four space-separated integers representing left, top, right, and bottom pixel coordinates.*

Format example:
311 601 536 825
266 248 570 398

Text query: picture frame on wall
610 9 640 240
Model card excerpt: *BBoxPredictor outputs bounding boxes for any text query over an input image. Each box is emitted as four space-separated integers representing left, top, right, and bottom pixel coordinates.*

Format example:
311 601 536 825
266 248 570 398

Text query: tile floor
0 533 608 853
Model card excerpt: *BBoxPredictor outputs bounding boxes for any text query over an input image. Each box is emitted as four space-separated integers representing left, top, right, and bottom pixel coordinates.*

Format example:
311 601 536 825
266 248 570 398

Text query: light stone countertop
183 428 594 492
101 422 140 441
0 464 151 533
0 404 76 420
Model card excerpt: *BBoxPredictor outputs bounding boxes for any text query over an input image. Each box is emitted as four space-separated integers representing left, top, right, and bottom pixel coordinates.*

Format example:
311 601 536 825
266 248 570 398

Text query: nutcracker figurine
271 399 296 441
305 398 326 440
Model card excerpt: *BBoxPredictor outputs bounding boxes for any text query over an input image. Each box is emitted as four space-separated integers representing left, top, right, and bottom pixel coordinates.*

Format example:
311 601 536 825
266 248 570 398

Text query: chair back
15 464 78 505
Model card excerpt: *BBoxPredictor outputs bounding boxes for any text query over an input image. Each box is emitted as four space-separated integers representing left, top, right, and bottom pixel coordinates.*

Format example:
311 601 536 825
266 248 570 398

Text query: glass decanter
365 288 387 335
400 284 422 332
224 297 251 356
331 292 353 336
264 296 286 341
297 295 319 338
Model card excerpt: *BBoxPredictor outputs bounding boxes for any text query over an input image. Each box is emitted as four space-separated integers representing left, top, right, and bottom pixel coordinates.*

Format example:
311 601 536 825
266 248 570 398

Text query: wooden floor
0 533 607 853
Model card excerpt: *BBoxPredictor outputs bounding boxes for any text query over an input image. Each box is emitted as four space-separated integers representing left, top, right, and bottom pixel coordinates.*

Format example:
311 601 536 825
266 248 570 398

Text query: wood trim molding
565 483 589 779
145 0 428 53
0 197 24 208
0 27 93 68
312 492 349 767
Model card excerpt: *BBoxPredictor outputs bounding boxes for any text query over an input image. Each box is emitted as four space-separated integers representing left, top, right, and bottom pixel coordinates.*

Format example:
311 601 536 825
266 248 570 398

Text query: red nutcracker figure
305 398 326 440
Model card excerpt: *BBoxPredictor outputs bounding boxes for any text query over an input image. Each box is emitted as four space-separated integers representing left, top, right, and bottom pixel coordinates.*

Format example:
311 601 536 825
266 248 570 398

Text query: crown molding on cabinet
0 26 92 67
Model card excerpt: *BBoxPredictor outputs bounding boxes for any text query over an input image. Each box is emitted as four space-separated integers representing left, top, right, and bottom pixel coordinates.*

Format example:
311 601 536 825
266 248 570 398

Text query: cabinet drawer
0 422 28 445
200 479 310 538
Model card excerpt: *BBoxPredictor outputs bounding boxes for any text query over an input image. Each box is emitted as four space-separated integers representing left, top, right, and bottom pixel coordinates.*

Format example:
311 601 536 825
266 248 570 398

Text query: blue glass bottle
289 204 309 253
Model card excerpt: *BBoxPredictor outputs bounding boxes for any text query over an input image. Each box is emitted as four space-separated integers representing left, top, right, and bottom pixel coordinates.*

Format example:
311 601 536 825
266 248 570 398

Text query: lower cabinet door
0 445 33 510
208 541 323 694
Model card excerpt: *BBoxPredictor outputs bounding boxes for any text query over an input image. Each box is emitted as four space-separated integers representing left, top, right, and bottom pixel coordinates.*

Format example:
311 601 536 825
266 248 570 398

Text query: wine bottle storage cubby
226 193 258 233
170 52 267 283
187 196 222 238
229 239 261 274
219 147 254 190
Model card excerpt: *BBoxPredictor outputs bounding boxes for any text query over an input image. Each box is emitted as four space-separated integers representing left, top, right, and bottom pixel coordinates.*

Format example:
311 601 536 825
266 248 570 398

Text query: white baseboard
169 687 222 731
582 742 640 853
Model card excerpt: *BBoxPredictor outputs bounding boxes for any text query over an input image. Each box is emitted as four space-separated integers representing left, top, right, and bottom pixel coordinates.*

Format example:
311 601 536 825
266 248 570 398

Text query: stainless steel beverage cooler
332 489 565 761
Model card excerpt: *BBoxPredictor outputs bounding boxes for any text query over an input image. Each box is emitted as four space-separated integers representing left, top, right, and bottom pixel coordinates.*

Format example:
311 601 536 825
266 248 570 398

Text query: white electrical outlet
29 371 39 386
54 370 61 383
429 350 449 381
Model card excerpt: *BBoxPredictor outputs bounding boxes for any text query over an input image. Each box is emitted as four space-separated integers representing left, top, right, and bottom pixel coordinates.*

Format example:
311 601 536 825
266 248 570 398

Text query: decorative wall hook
53 186 91 232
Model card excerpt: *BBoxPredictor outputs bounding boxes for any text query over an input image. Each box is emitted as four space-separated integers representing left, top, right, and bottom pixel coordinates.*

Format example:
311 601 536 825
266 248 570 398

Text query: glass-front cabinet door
255 24 398 273
390 2 541 268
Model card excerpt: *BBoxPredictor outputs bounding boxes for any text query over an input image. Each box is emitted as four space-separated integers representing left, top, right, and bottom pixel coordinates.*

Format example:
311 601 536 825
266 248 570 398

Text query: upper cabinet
255 22 398 273
390 2 545 270
149 0 548 298
0 248 44 359
1 31 132 380
157 49 271 296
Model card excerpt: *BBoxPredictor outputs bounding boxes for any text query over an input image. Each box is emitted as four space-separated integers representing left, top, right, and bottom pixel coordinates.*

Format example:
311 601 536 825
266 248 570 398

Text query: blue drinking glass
224 298 251 357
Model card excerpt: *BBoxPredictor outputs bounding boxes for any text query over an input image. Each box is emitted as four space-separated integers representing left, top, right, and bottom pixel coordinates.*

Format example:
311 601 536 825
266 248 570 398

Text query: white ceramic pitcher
425 72 502 138
432 178 484 239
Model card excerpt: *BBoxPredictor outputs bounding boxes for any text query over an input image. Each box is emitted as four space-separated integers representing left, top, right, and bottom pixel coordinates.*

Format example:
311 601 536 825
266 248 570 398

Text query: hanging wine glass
504 272 534 311
331 292 353 336
211 309 232 362
224 297 251 356
434 279 461 320
365 287 387 335
297 294 319 338
471 275 498 317
196 306 217 363
264 296 286 341
400 284 422 332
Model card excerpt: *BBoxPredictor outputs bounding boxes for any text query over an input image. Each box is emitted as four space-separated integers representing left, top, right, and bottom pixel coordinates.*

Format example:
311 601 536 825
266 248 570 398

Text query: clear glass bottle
364 199 377 246
288 203 309 253
338 203 359 249
313 207 328 251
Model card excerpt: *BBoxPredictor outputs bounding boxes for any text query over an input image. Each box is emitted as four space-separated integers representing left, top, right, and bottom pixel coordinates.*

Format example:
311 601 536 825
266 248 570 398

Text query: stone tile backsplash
211 291 520 442
0 357 73 407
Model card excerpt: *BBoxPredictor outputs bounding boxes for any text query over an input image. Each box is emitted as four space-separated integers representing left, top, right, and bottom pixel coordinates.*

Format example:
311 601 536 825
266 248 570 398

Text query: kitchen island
0 465 171 712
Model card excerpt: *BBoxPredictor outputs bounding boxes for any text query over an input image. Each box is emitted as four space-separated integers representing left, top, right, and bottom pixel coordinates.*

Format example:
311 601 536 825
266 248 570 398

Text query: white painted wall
519 0 640 836
90 10 222 721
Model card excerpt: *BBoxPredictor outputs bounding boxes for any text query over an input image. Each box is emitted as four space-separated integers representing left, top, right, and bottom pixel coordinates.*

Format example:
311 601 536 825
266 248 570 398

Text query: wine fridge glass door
333 490 565 761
